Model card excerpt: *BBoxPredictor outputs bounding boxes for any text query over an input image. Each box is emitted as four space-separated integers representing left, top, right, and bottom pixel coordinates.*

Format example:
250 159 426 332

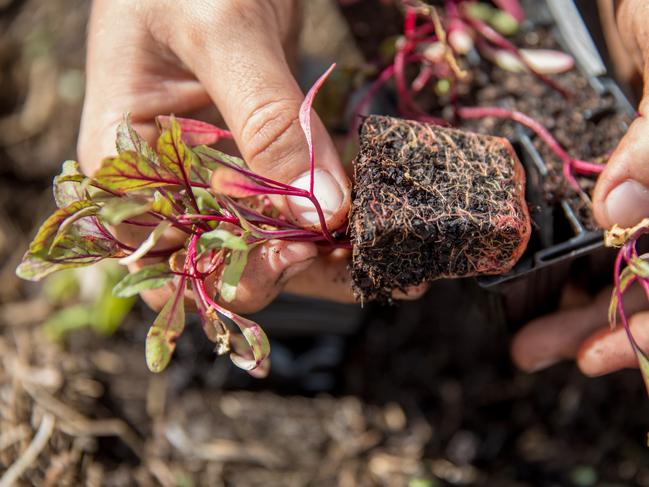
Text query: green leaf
17 257 89 281
156 116 194 182
100 197 151 225
220 249 248 302
53 160 87 208
197 228 248 255
146 282 186 372
116 113 158 163
94 151 178 192
119 220 172 265
489 11 519 36
113 263 174 298
17 199 124 282
629 254 649 278
151 191 177 218
194 188 221 213
26 200 99 258
194 145 247 170
49 204 101 252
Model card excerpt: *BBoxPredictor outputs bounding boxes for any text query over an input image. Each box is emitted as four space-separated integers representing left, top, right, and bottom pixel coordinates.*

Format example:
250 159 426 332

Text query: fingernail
527 357 560 373
605 180 649 227
287 169 343 226
278 257 315 285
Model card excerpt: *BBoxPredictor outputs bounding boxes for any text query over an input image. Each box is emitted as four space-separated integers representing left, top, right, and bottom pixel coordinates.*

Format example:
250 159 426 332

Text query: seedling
605 221 649 394
17 65 347 377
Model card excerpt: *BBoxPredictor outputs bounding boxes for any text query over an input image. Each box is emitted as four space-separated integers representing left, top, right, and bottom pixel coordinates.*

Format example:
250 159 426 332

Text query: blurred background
0 0 648 486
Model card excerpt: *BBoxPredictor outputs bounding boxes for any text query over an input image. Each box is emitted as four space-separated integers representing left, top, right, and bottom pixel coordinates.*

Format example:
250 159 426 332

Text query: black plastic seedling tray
478 1 637 327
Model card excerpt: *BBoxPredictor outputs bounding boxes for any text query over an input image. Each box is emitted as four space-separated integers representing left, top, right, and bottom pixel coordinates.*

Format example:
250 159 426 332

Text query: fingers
167 2 351 231
592 116 649 228
78 0 209 174
511 294 607 372
283 249 429 303
592 0 649 229
511 283 647 373
577 310 649 376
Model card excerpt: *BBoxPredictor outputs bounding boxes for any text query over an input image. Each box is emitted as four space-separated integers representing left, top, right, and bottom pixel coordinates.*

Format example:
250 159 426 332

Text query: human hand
78 0 425 312
513 0 649 374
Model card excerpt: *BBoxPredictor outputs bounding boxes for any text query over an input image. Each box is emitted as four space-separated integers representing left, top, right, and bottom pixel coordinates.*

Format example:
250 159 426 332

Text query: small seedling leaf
220 249 248 302
194 145 247 169
17 256 89 281
227 313 270 378
210 166 266 198
194 187 221 213
151 191 177 218
299 63 335 193
157 115 232 146
53 160 87 207
113 263 174 297
519 49 574 75
145 282 186 372
156 116 194 182
629 255 649 278
119 220 172 265
116 113 158 163
100 197 151 225
197 228 248 255
94 151 178 192
26 200 99 259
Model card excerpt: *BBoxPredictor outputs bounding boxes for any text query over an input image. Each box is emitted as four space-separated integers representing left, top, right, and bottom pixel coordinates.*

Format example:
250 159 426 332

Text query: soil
2 291 648 487
351 115 530 301
448 28 632 231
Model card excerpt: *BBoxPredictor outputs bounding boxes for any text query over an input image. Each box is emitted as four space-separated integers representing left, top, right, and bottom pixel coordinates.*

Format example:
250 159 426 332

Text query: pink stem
456 106 583 191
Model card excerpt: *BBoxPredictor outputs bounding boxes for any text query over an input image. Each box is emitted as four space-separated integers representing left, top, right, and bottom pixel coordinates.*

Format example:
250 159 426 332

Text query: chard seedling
17 65 348 377
605 221 649 394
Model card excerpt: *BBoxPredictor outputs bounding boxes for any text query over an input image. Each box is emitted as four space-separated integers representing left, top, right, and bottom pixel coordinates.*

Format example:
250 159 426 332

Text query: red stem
456 106 586 192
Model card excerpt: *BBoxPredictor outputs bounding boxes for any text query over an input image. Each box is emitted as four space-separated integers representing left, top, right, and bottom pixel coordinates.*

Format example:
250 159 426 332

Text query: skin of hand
512 0 649 375
78 0 426 313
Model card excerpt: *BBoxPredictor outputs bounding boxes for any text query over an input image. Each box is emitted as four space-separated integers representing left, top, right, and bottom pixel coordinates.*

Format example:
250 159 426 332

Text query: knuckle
240 97 305 176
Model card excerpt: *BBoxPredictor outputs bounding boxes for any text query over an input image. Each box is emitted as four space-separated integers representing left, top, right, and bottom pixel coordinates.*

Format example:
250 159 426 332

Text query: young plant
16 65 348 377
605 220 649 394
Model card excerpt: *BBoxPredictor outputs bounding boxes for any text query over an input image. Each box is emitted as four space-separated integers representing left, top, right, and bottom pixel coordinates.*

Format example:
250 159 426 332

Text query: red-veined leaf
156 116 194 182
94 151 180 192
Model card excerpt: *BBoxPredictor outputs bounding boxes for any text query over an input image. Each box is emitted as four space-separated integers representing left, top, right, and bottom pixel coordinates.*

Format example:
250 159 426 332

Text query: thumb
592 0 649 229
171 7 351 231
592 113 649 229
